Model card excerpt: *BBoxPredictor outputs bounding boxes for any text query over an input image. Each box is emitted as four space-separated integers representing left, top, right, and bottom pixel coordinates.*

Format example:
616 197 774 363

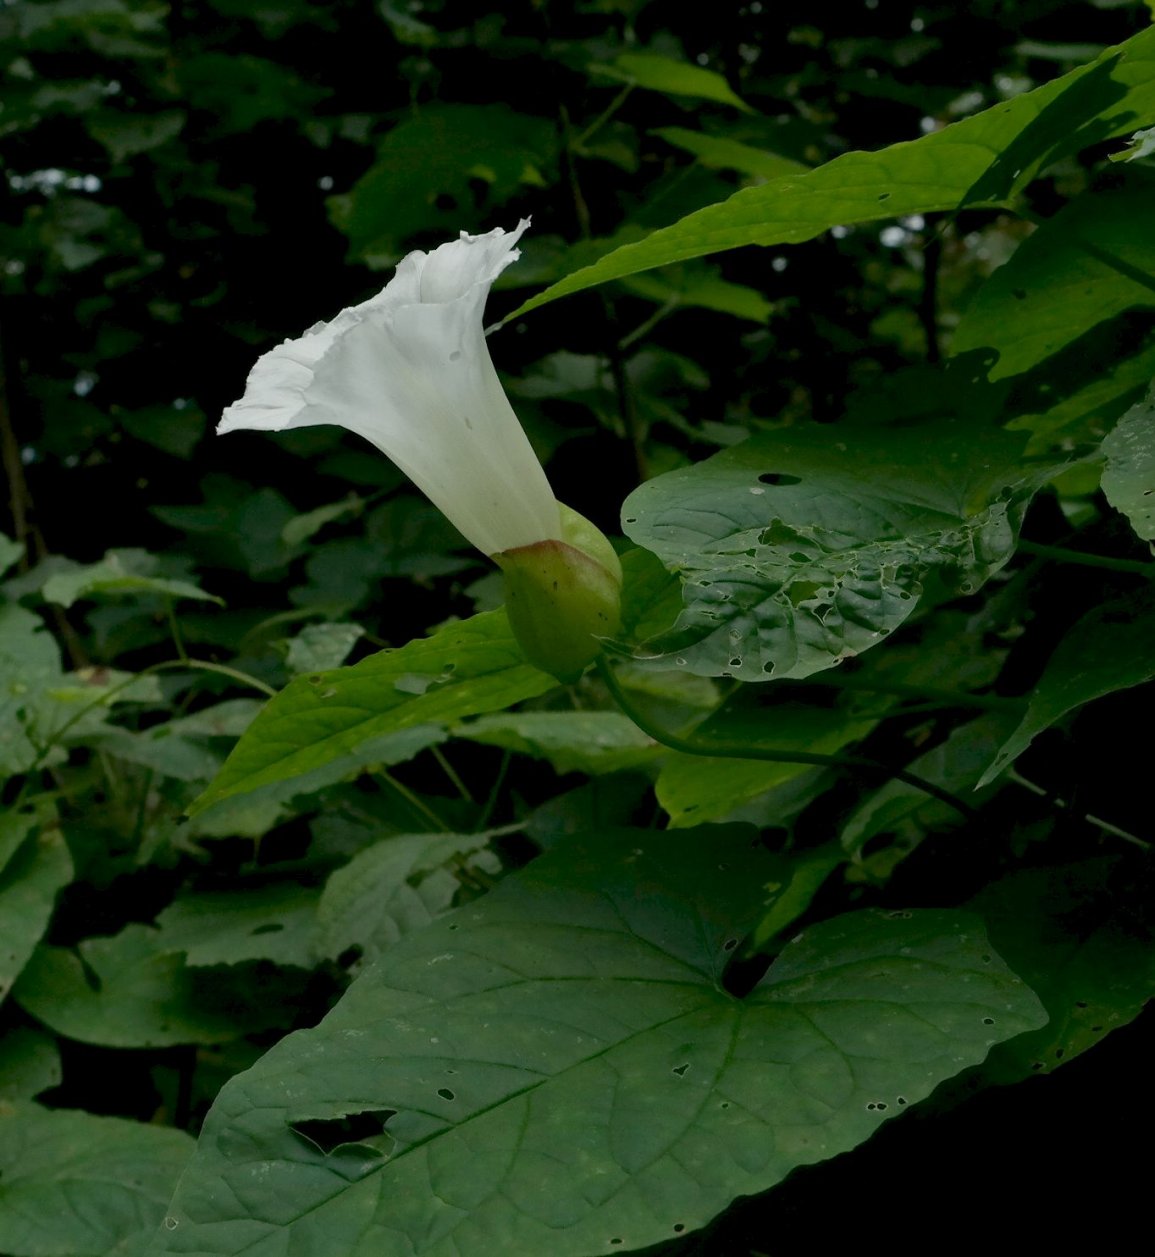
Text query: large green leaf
978 591 1155 787
150 826 1043 1257
189 611 555 816
952 182 1155 379
0 1103 192 1257
1101 384 1155 543
508 27 1155 318
620 416 1041 680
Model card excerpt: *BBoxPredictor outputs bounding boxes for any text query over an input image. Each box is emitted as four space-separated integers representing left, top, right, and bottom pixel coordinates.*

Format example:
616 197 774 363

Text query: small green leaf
311 832 499 968
978 592 1155 786
284 622 366 674
653 126 808 179
154 884 320 969
281 496 363 548
0 1103 192 1257
622 416 1043 680
41 552 222 608
86 108 185 161
0 533 25 578
0 821 73 1003
594 52 753 112
1101 385 1155 543
153 826 1044 1257
0 605 64 776
189 611 555 816
619 264 773 323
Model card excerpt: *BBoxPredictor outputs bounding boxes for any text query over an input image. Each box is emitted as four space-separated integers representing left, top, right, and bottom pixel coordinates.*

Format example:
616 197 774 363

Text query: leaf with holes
189 611 556 816
0 1103 193 1257
620 416 1044 680
507 27 1155 319
977 591 1155 787
148 825 1044 1257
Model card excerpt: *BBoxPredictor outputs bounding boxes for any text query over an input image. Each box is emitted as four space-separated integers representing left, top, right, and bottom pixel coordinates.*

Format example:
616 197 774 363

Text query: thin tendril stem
596 657 977 821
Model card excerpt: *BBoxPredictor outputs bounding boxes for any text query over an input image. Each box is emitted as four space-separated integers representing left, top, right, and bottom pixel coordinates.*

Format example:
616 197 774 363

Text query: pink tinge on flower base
219 221 621 681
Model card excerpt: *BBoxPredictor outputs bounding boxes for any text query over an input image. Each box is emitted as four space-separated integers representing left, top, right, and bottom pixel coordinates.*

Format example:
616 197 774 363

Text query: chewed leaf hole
758 472 802 486
673 1223 686 1234
437 1088 456 1101
292 1109 396 1156
251 922 284 936
672 1063 690 1077
982 1017 995 1025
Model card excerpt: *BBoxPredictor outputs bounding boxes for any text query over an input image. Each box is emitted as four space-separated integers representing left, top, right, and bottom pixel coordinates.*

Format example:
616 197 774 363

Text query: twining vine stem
595 655 978 820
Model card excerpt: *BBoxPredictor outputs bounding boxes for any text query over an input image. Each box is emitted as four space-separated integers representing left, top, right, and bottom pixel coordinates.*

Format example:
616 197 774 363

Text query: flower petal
218 221 560 556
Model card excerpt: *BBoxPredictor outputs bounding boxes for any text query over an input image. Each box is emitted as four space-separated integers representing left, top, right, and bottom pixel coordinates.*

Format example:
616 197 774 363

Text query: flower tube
218 221 621 681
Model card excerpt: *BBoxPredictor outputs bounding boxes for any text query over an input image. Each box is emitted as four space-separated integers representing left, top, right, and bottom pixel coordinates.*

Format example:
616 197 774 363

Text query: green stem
596 657 977 821
25 658 276 787
476 748 511 832
166 598 189 664
805 672 1023 711
1017 540 1152 576
1008 770 1149 850
378 770 450 832
431 745 473 805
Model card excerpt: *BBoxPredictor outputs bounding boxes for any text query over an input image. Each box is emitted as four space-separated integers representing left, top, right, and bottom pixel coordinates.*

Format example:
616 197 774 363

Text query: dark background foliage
2 1 1152 1252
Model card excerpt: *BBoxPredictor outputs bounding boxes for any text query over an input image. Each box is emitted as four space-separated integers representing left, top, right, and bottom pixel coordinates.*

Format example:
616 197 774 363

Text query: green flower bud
495 505 622 683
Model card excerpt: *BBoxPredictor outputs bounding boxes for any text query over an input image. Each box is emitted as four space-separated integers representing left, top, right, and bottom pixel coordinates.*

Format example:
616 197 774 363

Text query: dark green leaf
151 825 1043 1257
978 592 1155 786
952 182 1155 379
972 859 1155 1080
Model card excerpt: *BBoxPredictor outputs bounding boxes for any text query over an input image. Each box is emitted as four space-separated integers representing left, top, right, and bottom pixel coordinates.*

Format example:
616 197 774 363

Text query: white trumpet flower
218 220 561 557
219 221 622 682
